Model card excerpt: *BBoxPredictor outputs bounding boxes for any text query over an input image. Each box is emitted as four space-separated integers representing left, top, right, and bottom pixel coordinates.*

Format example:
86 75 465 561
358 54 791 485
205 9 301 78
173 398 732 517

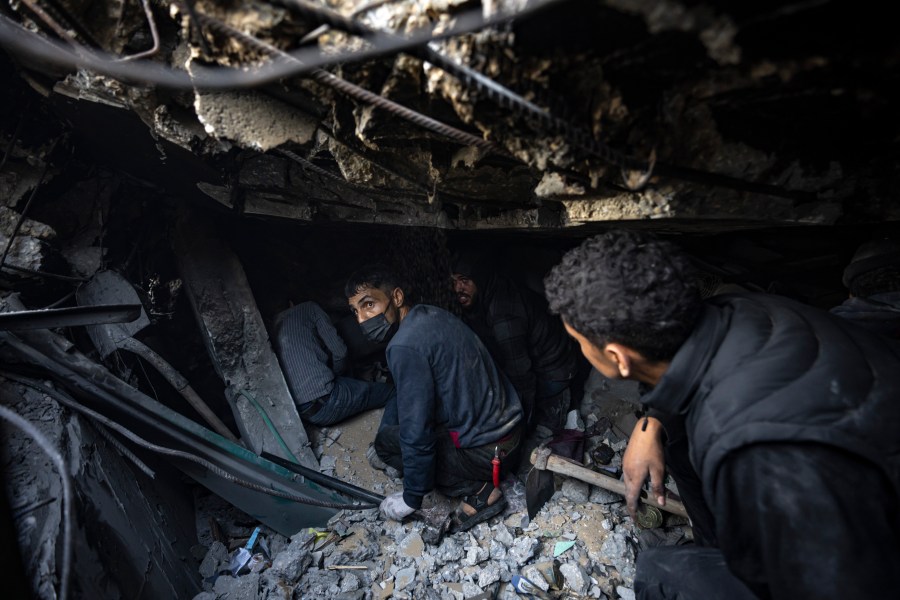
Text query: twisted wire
271 0 816 200
193 11 495 151
269 0 642 170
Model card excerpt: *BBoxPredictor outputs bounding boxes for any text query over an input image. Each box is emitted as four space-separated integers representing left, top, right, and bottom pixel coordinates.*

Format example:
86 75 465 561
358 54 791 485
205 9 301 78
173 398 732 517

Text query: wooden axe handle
530 448 689 519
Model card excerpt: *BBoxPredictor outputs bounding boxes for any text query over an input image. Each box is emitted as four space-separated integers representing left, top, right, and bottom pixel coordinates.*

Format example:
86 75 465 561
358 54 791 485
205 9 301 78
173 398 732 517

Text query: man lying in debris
273 301 396 426
544 230 900 599
345 265 524 530
450 251 586 431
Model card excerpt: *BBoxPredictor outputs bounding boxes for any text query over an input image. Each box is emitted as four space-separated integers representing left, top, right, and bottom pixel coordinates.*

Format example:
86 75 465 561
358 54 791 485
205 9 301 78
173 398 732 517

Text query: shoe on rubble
453 484 507 532
366 444 388 471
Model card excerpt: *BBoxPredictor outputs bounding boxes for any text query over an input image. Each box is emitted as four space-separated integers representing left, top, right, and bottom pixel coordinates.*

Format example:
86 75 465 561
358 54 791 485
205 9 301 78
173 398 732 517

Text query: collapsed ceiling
1 0 898 232
2 2 900 597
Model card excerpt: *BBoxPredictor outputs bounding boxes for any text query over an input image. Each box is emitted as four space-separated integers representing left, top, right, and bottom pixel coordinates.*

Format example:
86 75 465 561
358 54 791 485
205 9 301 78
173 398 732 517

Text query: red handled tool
492 446 501 488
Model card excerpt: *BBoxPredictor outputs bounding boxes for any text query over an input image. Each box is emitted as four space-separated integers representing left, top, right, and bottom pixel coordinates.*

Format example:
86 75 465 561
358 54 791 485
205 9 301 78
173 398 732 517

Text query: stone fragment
488 539 507 560
399 532 424 558
462 581 484 597
463 543 490 566
199 541 228 578
494 525 515 548
192 593 216 600
209 573 261 599
617 586 636 600
477 563 501 588
590 487 623 505
560 562 590 594
395 566 416 590
561 479 590 503
270 534 313 582
507 536 539 566
435 538 464 565
320 455 338 475
521 565 551 592
341 573 361 592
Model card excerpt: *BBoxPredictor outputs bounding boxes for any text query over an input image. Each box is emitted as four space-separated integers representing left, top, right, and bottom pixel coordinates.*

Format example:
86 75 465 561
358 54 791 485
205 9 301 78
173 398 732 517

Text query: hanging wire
117 0 161 62
0 403 72 600
191 11 496 152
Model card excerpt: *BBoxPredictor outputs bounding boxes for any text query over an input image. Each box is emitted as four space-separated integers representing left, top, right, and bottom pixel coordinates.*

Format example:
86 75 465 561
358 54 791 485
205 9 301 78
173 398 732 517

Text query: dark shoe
453 485 507 532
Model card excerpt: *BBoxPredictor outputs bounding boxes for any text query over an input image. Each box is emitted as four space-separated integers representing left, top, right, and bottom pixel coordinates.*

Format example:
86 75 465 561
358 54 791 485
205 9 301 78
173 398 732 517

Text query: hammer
527 446 689 519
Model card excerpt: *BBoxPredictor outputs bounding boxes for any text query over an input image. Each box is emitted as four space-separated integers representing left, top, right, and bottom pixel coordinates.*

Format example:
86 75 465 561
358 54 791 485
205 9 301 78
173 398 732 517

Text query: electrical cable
0 1 560 90
236 388 301 465
0 403 72 600
3 372 376 510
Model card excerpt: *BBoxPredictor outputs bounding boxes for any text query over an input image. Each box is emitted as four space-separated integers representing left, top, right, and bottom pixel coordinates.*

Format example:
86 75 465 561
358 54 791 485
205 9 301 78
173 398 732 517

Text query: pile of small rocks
192 373 690 599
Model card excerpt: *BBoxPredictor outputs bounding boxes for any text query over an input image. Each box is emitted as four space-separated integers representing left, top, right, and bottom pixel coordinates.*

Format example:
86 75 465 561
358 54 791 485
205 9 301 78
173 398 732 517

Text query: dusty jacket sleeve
314 308 348 375
714 443 900 600
386 344 436 509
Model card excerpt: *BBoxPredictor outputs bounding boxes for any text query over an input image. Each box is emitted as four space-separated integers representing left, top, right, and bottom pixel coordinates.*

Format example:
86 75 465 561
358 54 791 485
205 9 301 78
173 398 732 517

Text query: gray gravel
192 372 692 599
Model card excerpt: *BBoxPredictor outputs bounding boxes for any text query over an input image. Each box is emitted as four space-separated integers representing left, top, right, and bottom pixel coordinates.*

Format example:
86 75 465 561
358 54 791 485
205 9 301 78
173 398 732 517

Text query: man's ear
391 287 405 308
603 343 634 378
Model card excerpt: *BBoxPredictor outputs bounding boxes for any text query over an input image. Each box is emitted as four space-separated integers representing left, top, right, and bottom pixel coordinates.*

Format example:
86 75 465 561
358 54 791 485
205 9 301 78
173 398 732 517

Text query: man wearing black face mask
345 265 524 530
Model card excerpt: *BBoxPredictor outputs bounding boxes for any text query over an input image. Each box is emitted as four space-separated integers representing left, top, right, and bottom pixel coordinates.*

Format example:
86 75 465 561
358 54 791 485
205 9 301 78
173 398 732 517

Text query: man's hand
379 492 415 521
622 416 666 521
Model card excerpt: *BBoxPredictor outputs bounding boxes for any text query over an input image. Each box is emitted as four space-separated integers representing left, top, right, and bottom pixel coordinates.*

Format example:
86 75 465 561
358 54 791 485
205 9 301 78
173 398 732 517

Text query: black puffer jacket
643 293 900 501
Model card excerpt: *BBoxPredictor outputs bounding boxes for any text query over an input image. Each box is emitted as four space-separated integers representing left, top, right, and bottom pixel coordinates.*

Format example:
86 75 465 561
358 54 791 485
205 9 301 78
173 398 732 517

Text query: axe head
525 465 555 519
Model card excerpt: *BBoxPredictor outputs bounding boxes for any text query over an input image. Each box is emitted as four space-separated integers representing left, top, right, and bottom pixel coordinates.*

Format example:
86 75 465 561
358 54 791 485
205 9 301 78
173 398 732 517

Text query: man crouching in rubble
345 265 524 530
544 230 900 599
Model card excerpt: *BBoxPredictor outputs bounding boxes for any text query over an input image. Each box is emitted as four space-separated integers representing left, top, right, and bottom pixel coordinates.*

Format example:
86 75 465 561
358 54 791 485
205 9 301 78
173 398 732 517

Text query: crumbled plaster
562 191 674 225
194 90 317 151
535 172 585 198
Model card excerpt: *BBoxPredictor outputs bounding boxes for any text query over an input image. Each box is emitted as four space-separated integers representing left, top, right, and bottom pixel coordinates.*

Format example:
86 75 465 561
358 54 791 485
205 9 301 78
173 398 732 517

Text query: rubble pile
191 373 691 600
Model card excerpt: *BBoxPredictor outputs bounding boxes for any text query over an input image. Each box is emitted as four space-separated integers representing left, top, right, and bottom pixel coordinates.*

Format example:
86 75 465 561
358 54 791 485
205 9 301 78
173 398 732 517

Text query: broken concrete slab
173 208 317 469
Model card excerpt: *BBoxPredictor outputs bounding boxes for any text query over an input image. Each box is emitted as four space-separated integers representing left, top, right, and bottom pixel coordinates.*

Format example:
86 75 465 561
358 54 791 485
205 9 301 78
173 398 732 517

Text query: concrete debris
183 370 693 599
194 91 317 152
561 479 591 503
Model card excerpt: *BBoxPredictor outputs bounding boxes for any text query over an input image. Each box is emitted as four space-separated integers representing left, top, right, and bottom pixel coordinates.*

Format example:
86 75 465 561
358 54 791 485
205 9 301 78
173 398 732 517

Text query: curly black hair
544 230 702 362
344 264 405 299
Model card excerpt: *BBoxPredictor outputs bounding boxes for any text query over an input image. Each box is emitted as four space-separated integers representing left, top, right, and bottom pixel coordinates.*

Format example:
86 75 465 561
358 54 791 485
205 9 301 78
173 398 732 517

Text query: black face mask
360 313 399 343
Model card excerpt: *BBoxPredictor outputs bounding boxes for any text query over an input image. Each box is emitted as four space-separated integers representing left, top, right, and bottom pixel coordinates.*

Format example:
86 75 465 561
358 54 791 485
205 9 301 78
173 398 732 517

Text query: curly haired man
545 229 900 600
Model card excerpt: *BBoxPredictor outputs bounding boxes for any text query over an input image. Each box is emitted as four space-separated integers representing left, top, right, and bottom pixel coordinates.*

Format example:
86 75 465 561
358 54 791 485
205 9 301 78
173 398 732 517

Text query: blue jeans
304 376 396 427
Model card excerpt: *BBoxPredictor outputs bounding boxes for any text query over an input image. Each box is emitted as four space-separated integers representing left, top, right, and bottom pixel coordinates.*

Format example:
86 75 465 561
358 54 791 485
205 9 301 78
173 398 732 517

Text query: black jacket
463 273 579 407
642 293 900 597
